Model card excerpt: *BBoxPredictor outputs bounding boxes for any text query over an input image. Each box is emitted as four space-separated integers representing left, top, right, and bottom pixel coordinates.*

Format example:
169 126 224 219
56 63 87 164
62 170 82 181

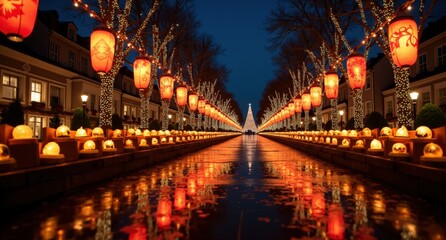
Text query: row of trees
257 0 439 129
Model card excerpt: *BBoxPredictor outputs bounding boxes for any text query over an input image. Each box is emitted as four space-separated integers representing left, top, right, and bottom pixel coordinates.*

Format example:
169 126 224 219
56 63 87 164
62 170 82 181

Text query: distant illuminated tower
242 103 258 133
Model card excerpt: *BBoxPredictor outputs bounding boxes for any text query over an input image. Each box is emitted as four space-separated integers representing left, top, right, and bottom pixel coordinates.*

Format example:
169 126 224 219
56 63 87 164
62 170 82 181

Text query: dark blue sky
39 0 277 122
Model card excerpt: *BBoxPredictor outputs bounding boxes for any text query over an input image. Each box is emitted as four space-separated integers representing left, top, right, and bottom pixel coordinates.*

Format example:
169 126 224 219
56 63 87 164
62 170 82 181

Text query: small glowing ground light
80 140 99 156
139 138 150 149
362 128 372 137
56 125 70 137
12 125 34 139
0 144 16 172
415 126 432 138
75 127 88 137
338 139 350 150
127 128 136 136
40 142 65 164
367 139 384 155
395 126 409 137
380 127 393 137
389 142 410 158
113 129 123 138
352 139 365 152
420 143 446 166
152 137 159 146
91 127 104 137
124 139 136 151
330 138 338 147
102 140 117 154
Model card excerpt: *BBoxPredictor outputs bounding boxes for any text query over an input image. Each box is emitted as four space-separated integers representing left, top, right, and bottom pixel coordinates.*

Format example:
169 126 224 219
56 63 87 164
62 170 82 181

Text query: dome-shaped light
176 83 188 107
294 96 302 113
56 125 70 137
135 129 142 136
0 144 11 160
380 127 393 136
415 126 432 138
92 127 104 137
423 143 443 158
395 126 409 137
0 0 39 42
340 130 348 136
133 56 151 90
392 143 407 153
90 27 115 75
83 140 96 150
139 138 148 146
12 125 33 139
113 129 122 138
125 139 134 147
159 73 175 100
331 138 338 145
370 139 382 150
42 142 60 155
324 71 339 99
151 137 159 145
362 128 372 137
347 53 366 90
310 83 322 107
188 92 199 111
75 127 87 137
341 139 350 147
388 16 418 68
355 140 364 147
198 97 206 114
103 140 115 149
150 130 158 136
302 90 312 111
348 130 358 137
326 137 331 144
143 129 150 136
127 128 135 136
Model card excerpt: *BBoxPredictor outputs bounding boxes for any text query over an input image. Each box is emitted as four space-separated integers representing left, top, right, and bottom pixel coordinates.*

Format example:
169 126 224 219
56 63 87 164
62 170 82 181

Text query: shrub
415 103 446 129
365 111 389 130
149 119 161 130
111 113 124 130
49 114 61 128
324 120 333 130
71 108 91 130
1 99 24 127
345 117 355 130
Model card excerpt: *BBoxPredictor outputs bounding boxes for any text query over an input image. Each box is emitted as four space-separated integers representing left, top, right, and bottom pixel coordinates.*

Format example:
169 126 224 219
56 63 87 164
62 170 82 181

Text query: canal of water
1 135 445 239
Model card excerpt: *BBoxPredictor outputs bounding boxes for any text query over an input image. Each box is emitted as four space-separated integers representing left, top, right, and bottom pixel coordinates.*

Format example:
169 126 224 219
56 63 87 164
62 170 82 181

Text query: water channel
1 135 445 239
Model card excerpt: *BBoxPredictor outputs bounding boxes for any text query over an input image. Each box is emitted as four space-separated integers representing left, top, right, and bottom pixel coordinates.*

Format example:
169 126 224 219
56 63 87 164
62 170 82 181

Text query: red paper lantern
133 57 151 90
328 204 345 240
310 83 322 107
0 0 39 42
312 192 326 217
347 53 366 90
90 27 115 75
302 90 312 111
324 71 339 99
198 97 206 114
388 16 418 68
187 176 197 196
204 103 211 116
176 84 188 107
288 102 295 116
174 188 186 210
159 73 175 100
188 92 199 111
156 198 172 228
294 97 302 113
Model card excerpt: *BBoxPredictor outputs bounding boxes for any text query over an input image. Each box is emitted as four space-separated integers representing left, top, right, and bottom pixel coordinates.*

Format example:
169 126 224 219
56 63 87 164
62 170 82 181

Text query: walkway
1 135 445 239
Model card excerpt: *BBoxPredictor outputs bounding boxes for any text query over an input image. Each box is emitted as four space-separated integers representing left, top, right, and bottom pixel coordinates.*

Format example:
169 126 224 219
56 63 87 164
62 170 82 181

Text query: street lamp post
339 110 344 130
81 94 88 128
409 91 419 128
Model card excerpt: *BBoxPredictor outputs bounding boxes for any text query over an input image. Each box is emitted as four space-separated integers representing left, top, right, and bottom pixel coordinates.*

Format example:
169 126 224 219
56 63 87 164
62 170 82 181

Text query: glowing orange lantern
0 0 39 42
133 57 151 90
175 83 188 107
159 73 175 100
90 27 115 75
294 96 302 113
324 71 339 99
198 97 206 114
302 90 312 111
204 103 211 116
210 106 217 119
288 102 295 116
187 177 197 196
174 188 186 210
188 92 199 111
328 204 345 240
310 83 322 107
312 192 326 217
156 198 172 228
347 53 366 90
388 16 418 68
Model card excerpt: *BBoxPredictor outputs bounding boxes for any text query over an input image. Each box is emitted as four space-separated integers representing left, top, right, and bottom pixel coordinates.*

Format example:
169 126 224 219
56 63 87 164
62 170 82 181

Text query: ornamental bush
111 113 124 130
71 108 91 130
1 99 24 127
365 111 389 130
414 103 446 129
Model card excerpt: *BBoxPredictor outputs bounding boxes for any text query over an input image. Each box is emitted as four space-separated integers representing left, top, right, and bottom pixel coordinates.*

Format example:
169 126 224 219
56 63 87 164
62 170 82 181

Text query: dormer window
68 26 76 41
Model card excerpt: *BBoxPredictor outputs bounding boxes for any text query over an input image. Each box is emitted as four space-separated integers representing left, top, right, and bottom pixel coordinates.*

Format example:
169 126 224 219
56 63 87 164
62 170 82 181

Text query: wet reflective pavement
1 135 445 239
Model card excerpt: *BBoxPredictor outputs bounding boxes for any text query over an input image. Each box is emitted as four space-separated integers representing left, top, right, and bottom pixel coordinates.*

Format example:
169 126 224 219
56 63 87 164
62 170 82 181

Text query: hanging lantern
288 102 295 116
210 106 216 119
388 16 418 68
159 73 175 100
133 57 151 90
176 83 188 107
198 97 206 114
0 0 39 42
347 53 366 90
204 103 211 116
324 71 339 99
90 27 115 75
188 92 199 111
302 90 312 111
294 96 302 113
310 83 322 107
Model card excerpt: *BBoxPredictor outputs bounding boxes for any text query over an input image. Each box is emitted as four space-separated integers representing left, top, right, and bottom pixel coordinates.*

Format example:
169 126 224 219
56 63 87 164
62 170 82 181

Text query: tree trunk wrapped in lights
316 105 322 130
393 66 412 127
304 111 310 131
347 53 366 130
353 89 364 129
331 99 338 130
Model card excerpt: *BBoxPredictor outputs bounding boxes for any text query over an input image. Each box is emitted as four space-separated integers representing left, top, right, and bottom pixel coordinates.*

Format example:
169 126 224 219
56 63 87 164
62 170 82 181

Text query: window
438 45 446 67
81 57 88 74
68 28 75 41
2 74 18 99
68 51 76 69
50 86 61 108
123 104 129 116
439 87 446 105
131 106 137 118
31 82 42 102
28 116 44 139
113 100 118 114
418 54 427 73
421 91 430 106
365 76 371 90
49 41 59 62
90 94 96 110
386 100 394 116
364 101 372 116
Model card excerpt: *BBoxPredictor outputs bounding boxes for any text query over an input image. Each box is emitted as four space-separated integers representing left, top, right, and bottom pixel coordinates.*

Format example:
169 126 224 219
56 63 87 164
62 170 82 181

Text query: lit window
123 105 129 116
418 54 427 73
386 100 393 116
31 82 42 102
2 74 18 99
28 116 43 139
365 76 371 90
438 45 446 67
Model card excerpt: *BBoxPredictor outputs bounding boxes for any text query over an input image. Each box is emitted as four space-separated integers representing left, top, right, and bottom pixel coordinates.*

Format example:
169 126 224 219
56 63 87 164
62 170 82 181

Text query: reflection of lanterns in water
75 127 88 137
396 126 409 137
372 192 386 214
40 217 58 240
0 144 11 160
42 142 60 155
101 191 113 210
12 125 33 139
392 143 407 153
83 140 96 150
56 125 70 137
136 178 149 194
423 143 443 158
81 199 94 219
303 181 313 199
370 139 382 149
174 188 186 210
312 192 325 217
122 185 132 205
328 204 345 240
187 177 197 196
156 198 172 228
341 182 351 196
415 126 432 138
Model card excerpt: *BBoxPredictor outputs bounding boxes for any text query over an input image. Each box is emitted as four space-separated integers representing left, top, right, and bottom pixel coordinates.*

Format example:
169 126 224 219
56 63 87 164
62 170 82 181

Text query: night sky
39 0 277 124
